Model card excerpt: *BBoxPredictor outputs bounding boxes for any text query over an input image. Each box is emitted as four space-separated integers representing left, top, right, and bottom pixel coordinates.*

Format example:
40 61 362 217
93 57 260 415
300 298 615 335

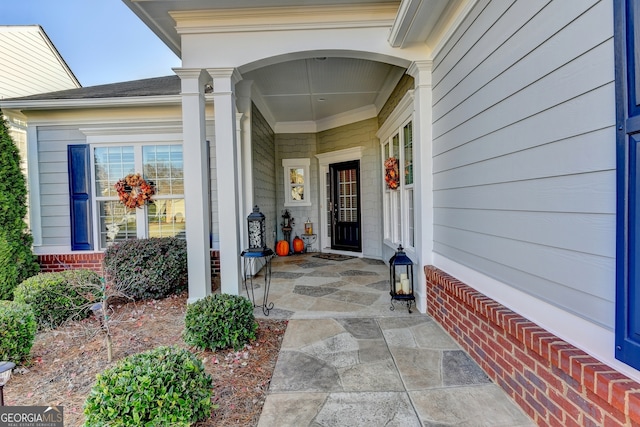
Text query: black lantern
247 205 267 252
0 361 15 406
389 245 415 313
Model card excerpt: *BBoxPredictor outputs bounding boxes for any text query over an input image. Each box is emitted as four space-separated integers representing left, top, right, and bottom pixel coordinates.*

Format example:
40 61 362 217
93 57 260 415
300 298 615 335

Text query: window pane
384 192 391 240
291 185 304 201
99 201 136 247
407 188 414 247
143 145 183 196
392 133 400 159
94 147 134 197
148 199 186 238
404 122 413 185
394 191 401 243
290 168 304 184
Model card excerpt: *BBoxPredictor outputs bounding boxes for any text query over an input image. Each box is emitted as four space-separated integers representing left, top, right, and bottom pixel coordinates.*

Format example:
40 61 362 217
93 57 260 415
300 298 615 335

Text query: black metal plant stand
241 248 274 316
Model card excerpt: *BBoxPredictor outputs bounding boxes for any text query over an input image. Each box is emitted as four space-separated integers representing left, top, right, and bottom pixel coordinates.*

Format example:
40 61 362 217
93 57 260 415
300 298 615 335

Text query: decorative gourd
276 240 289 256
292 236 305 254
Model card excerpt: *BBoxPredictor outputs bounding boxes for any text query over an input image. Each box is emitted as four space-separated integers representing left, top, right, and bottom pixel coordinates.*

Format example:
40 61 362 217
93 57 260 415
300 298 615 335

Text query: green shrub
83 346 212 427
183 294 257 351
13 269 101 329
0 115 39 300
103 237 187 301
0 300 36 363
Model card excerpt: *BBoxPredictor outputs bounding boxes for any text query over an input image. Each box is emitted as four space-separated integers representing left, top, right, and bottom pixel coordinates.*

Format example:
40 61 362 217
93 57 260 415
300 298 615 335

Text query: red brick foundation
38 253 105 275
38 250 222 277
426 265 640 427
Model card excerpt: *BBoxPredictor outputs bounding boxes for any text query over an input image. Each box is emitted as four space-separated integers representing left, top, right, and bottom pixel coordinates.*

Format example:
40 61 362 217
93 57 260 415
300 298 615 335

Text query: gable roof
0 25 81 99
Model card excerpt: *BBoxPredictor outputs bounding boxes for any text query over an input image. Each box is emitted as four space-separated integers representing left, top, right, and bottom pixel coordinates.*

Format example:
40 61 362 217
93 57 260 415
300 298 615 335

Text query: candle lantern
247 205 267 252
304 218 313 235
389 245 415 313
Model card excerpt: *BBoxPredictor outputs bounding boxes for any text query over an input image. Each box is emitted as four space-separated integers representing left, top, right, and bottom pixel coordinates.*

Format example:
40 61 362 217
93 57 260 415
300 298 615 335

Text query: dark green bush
83 345 212 427
0 115 39 300
13 269 101 329
183 294 257 351
0 300 36 363
103 237 187 301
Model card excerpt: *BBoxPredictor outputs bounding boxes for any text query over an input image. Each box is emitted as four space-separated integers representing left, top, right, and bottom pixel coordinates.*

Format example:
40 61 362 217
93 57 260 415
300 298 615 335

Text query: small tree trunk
106 334 113 363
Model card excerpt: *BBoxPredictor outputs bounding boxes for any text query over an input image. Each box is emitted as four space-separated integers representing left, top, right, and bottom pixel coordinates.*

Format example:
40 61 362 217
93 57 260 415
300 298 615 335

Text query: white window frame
377 90 415 252
81 126 184 250
282 158 311 207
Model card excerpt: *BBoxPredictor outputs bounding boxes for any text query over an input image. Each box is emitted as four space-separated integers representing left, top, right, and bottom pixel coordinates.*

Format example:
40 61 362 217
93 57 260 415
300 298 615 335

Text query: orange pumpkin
292 236 305 254
276 240 289 256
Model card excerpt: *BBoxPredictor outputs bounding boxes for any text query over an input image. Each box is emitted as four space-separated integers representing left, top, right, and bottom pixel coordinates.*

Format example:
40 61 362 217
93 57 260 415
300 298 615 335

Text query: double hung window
93 144 185 249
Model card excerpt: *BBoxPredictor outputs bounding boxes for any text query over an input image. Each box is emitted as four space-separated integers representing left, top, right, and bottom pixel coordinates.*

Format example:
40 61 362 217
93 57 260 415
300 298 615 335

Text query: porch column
174 68 211 303
407 60 433 314
236 80 254 229
208 68 243 295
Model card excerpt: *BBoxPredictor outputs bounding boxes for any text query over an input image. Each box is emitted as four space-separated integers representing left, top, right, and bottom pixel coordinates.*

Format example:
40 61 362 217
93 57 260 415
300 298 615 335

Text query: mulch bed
4 292 286 426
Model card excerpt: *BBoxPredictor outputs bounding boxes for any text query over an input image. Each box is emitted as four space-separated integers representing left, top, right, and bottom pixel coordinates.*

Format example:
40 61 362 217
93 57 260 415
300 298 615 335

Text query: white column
208 68 243 295
236 80 254 223
407 60 433 314
174 68 212 303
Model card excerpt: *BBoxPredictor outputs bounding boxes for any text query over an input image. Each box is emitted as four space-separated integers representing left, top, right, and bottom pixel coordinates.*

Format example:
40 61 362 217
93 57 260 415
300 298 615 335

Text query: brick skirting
38 251 222 277
38 253 105 275
425 266 640 427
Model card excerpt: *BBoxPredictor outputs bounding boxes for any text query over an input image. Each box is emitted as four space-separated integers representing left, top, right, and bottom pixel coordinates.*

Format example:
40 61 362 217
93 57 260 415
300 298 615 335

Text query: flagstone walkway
242 254 534 427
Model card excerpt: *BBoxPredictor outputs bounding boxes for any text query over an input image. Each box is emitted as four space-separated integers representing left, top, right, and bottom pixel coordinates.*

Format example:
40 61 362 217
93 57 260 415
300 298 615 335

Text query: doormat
313 253 356 261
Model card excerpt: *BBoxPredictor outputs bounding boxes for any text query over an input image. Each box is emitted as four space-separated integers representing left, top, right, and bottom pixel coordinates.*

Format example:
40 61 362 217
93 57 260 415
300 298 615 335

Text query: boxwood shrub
83 346 212 427
103 237 187 301
183 294 257 351
13 269 101 329
0 300 36 363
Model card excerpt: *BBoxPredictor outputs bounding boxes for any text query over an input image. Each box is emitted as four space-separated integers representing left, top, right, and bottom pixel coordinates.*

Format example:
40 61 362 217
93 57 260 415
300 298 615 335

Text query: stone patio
241 253 534 426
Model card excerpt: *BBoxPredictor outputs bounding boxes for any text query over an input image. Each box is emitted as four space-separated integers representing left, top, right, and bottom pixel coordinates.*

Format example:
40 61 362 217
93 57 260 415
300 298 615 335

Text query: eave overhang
0 95 184 112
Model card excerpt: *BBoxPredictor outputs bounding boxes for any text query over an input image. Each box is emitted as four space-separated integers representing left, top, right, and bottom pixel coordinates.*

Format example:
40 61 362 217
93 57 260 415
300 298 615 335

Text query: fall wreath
384 157 400 190
114 173 155 209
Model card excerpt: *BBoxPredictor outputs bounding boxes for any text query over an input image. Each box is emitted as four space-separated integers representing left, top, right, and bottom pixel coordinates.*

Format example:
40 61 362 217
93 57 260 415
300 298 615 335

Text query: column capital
173 68 209 94
407 60 433 86
207 68 243 87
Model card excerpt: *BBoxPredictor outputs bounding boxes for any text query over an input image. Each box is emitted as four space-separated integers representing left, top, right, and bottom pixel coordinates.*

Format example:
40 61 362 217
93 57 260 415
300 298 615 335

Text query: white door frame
315 146 364 255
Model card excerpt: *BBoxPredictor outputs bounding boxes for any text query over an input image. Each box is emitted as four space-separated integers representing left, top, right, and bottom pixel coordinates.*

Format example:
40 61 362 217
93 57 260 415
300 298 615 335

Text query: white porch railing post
174 68 212 303
208 68 243 295
407 60 433 314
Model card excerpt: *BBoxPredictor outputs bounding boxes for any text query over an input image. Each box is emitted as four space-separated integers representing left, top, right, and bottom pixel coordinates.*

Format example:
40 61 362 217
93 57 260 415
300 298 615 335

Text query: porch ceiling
242 57 405 126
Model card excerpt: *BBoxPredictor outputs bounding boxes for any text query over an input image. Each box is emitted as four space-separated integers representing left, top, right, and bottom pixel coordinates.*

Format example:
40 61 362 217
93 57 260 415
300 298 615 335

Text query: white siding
431 0 615 328
0 26 80 99
37 126 85 247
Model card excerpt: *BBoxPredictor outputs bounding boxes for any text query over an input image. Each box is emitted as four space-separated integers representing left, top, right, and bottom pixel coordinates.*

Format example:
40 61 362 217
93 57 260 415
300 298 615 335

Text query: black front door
329 160 361 252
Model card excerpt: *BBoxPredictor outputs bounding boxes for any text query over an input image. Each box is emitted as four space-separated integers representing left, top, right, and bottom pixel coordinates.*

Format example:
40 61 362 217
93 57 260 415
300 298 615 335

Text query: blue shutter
67 144 93 250
616 0 640 368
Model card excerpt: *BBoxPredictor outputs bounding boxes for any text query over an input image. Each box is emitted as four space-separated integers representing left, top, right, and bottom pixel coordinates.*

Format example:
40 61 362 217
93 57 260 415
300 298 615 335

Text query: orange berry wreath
384 157 400 190
114 173 155 209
